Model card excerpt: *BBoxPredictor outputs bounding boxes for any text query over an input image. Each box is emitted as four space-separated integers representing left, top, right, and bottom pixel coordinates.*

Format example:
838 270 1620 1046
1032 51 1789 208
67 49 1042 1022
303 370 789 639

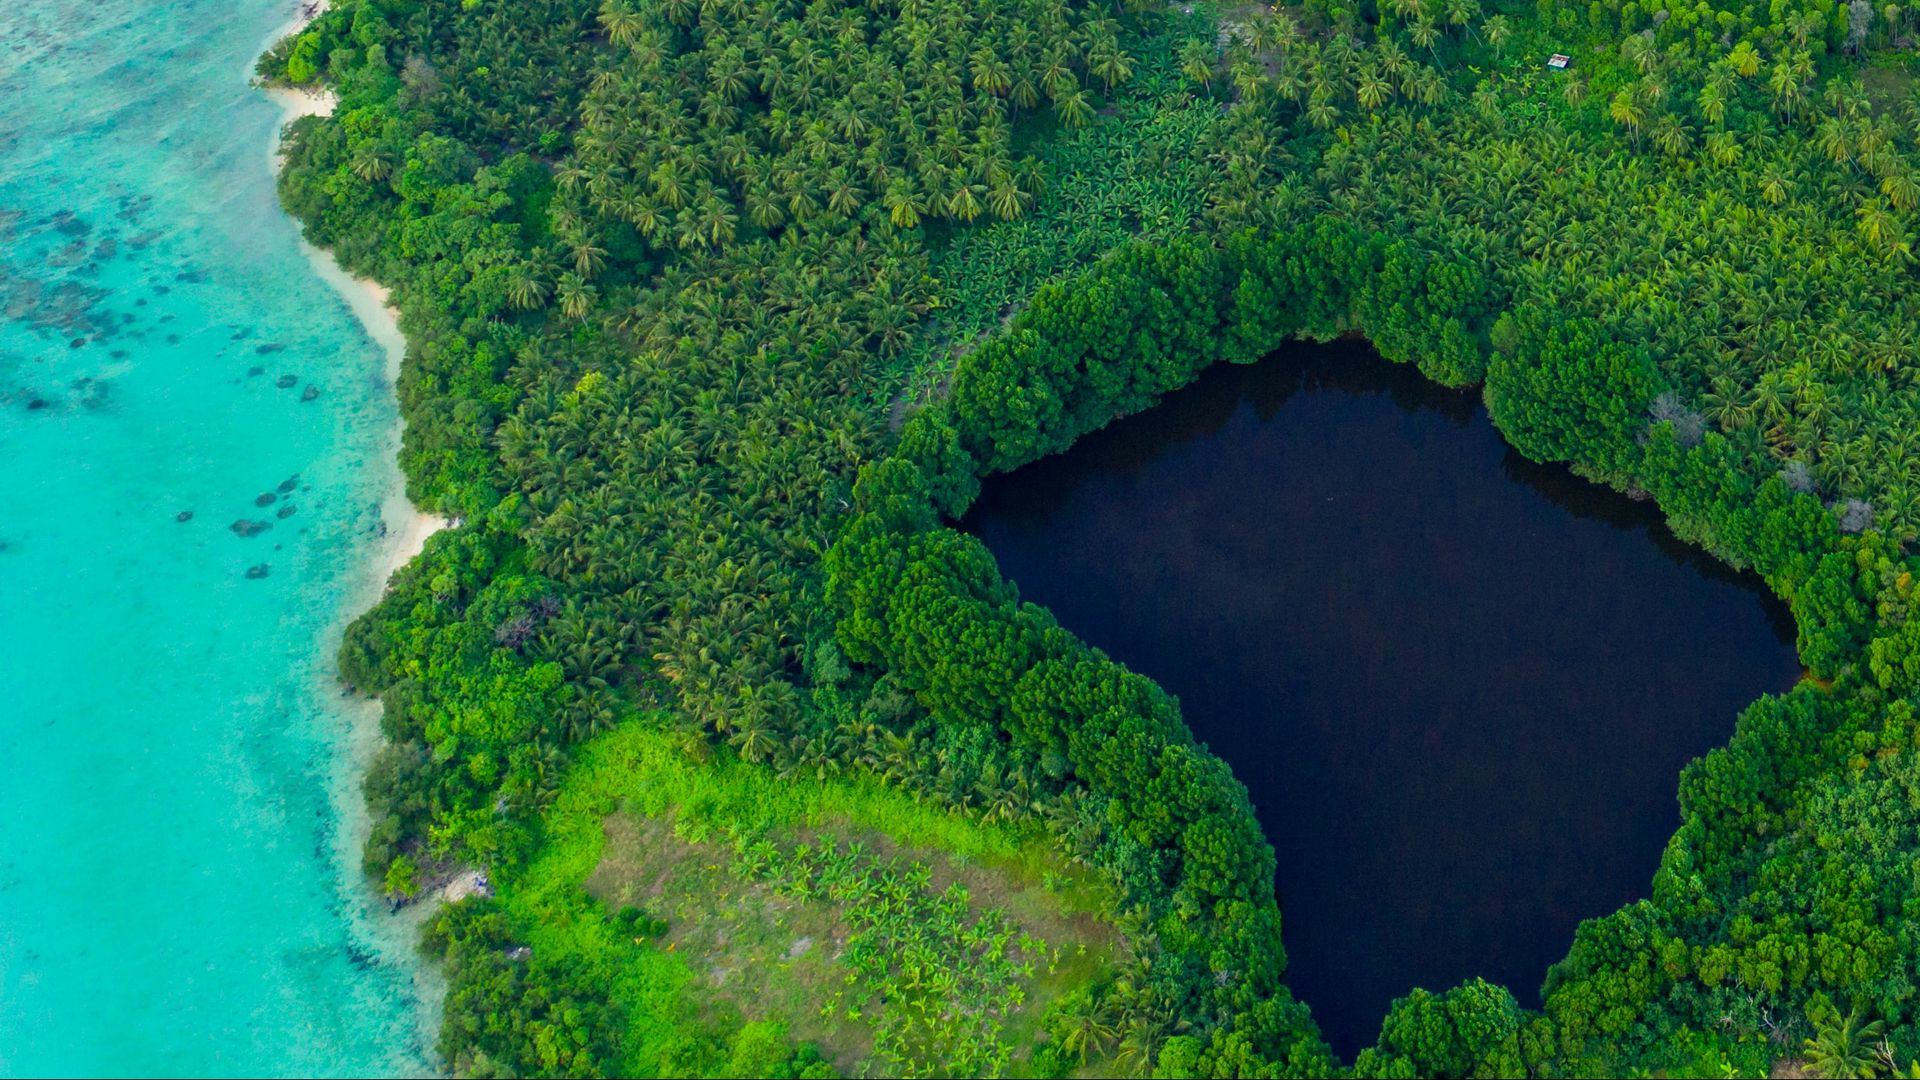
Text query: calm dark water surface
961 341 1802 1056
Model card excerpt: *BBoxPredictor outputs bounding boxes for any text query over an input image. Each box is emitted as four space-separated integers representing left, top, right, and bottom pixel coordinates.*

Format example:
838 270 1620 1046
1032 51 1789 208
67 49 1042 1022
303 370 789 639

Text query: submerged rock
247 365 264 377
229 519 271 538
300 385 319 402
254 492 277 507
276 475 298 493
275 505 297 519
274 374 296 389
254 343 285 355
244 563 270 580
176 510 193 523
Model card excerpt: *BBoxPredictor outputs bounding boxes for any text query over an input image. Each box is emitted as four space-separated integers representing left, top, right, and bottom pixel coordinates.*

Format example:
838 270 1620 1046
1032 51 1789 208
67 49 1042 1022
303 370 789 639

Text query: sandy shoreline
258 28 453 1066
264 79 450 586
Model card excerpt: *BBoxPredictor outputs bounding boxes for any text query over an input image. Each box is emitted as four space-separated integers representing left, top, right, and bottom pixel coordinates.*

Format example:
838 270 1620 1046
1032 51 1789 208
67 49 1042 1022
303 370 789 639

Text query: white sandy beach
259 39 454 1057
265 78 450 587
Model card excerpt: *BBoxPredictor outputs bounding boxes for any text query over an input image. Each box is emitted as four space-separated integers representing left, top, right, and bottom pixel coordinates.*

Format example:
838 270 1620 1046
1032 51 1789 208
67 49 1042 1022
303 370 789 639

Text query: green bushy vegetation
264 0 1920 1073
430 721 1117 1077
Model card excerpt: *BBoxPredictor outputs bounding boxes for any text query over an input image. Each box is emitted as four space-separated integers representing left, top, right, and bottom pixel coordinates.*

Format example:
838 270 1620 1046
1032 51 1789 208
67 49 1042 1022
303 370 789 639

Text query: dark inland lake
960 340 1804 1056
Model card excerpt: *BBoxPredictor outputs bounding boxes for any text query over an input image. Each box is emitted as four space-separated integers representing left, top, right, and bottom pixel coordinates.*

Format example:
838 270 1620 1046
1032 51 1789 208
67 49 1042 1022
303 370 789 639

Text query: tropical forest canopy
260 0 1920 1074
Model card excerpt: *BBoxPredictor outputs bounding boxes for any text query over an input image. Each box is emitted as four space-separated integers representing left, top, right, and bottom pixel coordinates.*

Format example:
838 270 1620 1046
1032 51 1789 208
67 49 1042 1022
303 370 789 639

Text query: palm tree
693 194 737 248
1053 87 1094 129
1087 44 1133 94
883 178 927 229
823 167 864 220
1760 166 1794 205
1856 197 1907 256
1699 82 1727 126
1231 56 1267 105
1058 987 1120 1065
349 145 395 184
1376 37 1412 82
1804 1008 1885 1079
598 1 644 48
1305 89 1339 131
1444 0 1481 37
1882 167 1920 211
945 176 986 221
986 174 1031 220
507 262 552 311
1008 69 1040 111
1701 375 1756 429
1414 67 1447 107
1112 1011 1174 1076
557 272 597 321
1608 88 1645 148
970 48 1011 98
1621 33 1660 76
1652 115 1693 158
710 53 751 103
568 235 609 278
1177 39 1214 93
1356 67 1392 112
1271 65 1306 104
650 158 691 209
627 194 667 240
554 160 589 194
1706 129 1740 166
1272 65 1306 104
1039 49 1077 101
744 185 784 230
1408 16 1441 62
1817 116 1854 164
1271 8 1303 51
1483 14 1512 58
730 713 776 762
1769 57 1806 118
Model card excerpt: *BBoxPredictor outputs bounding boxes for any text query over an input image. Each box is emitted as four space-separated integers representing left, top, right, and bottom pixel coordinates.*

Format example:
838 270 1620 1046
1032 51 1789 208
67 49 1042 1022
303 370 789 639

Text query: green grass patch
575 722 1122 1077
457 720 1119 1077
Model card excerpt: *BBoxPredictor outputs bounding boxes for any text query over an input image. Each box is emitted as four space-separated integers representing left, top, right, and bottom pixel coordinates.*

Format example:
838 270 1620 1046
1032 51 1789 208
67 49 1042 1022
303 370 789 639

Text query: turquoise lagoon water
0 2 432 1074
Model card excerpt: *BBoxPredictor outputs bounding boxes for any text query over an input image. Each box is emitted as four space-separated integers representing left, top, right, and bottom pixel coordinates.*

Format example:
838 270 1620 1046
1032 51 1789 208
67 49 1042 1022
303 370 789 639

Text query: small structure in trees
1547 53 1572 70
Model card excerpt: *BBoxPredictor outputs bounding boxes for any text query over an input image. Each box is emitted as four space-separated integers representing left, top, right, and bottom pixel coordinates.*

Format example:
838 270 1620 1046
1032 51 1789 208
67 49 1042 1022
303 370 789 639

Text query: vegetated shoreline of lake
961 338 1807 1055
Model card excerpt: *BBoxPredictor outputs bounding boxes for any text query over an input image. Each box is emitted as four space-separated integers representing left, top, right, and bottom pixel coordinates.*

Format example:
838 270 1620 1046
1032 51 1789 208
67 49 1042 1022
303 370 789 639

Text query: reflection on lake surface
962 340 1802 1055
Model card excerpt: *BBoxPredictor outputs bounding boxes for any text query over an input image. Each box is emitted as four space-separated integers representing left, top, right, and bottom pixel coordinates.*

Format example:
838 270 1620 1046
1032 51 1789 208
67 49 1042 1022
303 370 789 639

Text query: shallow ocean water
0 2 431 1074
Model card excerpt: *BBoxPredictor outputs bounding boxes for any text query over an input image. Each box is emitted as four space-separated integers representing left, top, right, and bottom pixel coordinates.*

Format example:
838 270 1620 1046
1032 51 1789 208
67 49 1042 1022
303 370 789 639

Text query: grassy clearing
504 720 1120 1077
